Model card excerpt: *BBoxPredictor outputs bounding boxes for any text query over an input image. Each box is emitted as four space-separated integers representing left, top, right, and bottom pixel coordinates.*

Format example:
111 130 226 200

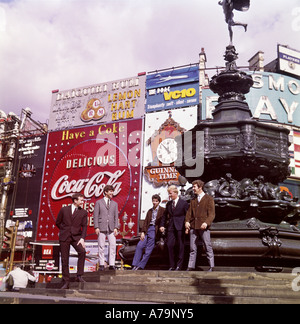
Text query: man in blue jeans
132 195 165 270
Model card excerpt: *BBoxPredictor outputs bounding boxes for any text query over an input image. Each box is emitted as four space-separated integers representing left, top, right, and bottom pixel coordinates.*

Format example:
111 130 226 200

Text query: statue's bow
232 0 250 12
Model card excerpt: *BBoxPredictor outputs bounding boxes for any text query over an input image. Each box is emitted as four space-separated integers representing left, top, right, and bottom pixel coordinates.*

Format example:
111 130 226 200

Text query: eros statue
218 0 250 44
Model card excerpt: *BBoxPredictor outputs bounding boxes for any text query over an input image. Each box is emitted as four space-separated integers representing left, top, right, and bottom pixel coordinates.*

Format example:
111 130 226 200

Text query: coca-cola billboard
36 119 143 241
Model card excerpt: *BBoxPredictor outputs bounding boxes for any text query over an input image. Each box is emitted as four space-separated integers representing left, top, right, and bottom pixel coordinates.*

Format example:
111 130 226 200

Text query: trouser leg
138 226 156 269
97 232 106 266
167 229 176 269
132 238 147 267
107 231 116 266
201 229 215 268
60 239 71 283
188 229 198 269
176 230 185 269
70 239 86 277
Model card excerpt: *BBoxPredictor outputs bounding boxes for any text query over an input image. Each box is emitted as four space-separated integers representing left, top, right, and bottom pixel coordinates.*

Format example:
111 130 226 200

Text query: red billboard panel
36 119 143 241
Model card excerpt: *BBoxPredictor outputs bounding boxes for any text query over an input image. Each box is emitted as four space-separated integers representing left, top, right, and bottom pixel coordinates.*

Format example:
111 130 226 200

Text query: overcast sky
0 0 299 123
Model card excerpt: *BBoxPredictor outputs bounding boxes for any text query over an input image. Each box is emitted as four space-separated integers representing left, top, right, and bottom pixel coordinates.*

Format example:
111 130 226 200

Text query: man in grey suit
94 185 119 270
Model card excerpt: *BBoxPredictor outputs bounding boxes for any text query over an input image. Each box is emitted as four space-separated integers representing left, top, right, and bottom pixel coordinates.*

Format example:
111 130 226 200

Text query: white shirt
71 204 77 214
198 192 206 203
3 268 36 289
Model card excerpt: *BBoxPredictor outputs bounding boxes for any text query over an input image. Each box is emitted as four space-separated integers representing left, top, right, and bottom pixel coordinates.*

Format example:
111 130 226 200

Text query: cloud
0 0 299 122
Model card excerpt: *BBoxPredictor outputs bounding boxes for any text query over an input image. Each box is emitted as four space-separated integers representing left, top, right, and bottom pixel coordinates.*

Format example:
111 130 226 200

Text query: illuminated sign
6 135 47 241
278 45 300 78
202 72 300 125
146 66 199 112
33 243 60 273
141 107 197 220
144 111 186 187
48 75 146 130
36 120 143 241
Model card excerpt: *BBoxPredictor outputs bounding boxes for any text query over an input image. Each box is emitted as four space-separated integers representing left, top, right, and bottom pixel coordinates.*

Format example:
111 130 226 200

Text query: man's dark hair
192 180 205 189
104 185 114 195
152 194 161 203
72 193 84 202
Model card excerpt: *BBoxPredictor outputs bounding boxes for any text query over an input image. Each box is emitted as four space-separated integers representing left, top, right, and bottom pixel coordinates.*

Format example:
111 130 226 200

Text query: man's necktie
172 200 176 211
72 207 78 217
107 199 110 209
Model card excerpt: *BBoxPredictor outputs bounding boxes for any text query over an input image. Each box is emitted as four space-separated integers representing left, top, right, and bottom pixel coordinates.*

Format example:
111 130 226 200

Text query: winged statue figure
219 0 250 44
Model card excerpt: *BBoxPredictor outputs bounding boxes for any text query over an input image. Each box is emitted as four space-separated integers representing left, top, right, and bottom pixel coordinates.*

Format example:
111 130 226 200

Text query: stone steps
1 270 300 304
15 287 300 304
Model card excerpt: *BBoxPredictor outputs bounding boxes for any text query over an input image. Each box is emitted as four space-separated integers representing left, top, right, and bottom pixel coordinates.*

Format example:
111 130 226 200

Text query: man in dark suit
132 194 165 270
56 193 88 289
160 185 189 271
185 180 215 271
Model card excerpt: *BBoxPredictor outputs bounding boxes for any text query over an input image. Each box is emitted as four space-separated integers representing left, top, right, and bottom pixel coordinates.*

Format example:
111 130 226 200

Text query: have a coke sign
37 119 143 241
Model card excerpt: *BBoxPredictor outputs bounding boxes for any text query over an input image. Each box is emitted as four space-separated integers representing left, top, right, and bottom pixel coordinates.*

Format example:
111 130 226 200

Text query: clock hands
157 139 178 164
160 142 171 154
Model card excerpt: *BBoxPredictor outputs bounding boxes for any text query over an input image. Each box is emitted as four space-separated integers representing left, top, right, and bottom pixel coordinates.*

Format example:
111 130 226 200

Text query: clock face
157 138 178 164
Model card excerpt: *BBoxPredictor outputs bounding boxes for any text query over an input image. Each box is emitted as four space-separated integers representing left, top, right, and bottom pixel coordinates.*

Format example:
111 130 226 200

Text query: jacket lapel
175 198 183 210
169 200 175 215
68 206 74 223
158 207 164 218
170 198 181 215
101 198 109 210
196 194 208 208
72 206 84 221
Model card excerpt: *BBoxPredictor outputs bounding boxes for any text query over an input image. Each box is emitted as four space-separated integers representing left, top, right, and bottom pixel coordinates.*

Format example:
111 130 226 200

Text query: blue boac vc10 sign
202 72 300 126
146 65 199 113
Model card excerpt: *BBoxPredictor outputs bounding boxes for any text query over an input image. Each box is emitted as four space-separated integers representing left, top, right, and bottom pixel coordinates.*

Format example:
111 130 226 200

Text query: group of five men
56 181 215 289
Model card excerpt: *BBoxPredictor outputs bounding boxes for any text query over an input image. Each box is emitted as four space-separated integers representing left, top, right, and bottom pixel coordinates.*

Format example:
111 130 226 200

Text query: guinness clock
157 138 178 164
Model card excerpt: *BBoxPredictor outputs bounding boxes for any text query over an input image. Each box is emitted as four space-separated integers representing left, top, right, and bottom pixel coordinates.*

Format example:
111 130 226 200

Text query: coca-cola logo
51 170 126 200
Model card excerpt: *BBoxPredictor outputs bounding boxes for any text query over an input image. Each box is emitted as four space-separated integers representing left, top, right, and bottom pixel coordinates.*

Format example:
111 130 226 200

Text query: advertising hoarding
36 119 143 241
5 135 47 243
33 243 60 273
146 65 199 112
202 72 300 125
141 107 198 220
48 75 146 131
278 45 300 78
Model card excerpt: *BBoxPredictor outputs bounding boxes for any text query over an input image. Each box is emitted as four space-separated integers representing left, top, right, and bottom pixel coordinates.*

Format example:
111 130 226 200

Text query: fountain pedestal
175 45 300 271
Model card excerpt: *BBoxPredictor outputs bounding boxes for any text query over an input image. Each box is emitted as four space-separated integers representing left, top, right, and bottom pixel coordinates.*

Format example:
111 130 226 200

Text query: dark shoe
98 265 105 271
132 266 137 271
186 268 195 271
168 267 176 271
109 266 116 270
61 282 70 289
207 267 214 272
175 267 182 271
76 276 85 283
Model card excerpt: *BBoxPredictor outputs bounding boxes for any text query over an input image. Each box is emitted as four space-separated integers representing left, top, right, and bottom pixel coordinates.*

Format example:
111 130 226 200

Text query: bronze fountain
175 0 300 271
